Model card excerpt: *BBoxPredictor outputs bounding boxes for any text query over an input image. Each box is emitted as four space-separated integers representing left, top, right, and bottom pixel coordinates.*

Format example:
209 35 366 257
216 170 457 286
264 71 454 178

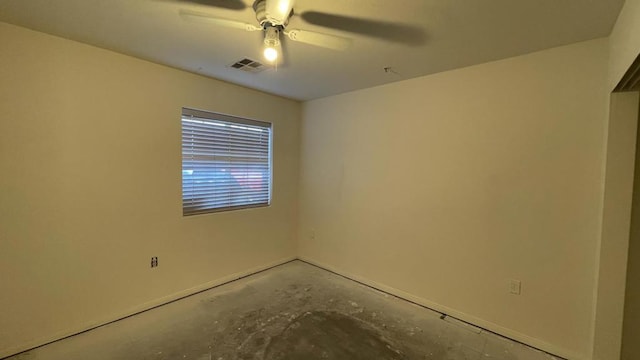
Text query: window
181 108 272 215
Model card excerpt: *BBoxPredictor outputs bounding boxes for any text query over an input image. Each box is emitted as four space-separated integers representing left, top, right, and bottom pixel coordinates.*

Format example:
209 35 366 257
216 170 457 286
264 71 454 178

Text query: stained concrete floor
7 261 560 360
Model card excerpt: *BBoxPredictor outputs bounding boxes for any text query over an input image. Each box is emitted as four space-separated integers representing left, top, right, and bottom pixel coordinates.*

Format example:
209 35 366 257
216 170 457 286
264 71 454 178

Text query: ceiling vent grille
229 58 268 73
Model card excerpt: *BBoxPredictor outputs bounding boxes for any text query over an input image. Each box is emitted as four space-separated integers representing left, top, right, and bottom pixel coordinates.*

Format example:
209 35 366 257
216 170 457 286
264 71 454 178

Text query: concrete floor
7 261 560 360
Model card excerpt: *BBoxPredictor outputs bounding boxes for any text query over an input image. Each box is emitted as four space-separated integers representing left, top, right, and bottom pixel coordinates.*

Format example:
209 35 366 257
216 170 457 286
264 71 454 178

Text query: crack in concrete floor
7 261 560 360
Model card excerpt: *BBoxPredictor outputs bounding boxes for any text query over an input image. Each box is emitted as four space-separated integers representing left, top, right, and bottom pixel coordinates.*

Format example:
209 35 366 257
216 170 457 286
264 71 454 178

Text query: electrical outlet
509 280 521 295
310 229 316 240
151 256 158 268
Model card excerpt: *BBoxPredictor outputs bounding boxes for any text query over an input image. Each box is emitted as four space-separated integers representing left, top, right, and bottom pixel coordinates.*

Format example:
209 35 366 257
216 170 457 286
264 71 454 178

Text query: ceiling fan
176 0 426 65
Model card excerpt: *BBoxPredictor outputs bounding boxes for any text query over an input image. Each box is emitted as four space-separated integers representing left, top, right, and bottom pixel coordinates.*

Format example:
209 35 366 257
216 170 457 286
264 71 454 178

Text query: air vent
229 58 268 73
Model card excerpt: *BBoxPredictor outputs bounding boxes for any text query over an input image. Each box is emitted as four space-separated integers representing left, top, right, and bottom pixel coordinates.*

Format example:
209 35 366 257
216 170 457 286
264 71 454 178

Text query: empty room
1 0 640 359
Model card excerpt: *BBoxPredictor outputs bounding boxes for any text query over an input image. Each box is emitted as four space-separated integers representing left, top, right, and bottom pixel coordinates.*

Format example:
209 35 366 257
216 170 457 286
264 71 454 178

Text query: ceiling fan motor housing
254 0 291 28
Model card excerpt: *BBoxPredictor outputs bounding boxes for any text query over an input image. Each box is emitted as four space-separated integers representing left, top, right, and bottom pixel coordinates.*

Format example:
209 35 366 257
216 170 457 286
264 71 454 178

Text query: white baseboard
1 256 296 359
298 256 586 360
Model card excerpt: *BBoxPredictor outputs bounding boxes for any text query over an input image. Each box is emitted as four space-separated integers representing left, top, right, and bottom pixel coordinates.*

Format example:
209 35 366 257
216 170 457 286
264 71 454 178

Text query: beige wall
608 0 640 91
0 22 300 357
592 0 640 358
592 92 639 360
299 39 609 359
621 95 640 360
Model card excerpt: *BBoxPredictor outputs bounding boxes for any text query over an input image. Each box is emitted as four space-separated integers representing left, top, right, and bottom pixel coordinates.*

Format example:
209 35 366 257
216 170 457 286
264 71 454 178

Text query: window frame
181 107 273 216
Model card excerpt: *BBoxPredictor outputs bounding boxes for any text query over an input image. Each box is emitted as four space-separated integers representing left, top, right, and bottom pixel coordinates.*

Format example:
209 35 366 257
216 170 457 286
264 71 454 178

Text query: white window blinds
181 108 272 215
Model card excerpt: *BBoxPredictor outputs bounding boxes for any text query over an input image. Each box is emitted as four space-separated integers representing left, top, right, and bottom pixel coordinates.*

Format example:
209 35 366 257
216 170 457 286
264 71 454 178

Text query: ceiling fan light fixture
263 26 280 63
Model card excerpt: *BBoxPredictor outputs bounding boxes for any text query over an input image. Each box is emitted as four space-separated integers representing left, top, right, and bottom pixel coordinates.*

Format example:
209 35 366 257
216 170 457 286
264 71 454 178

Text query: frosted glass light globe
264 47 278 62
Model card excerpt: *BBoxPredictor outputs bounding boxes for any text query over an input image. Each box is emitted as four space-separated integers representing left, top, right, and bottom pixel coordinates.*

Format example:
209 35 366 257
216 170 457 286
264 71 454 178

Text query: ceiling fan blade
179 9 262 31
284 29 351 51
172 0 247 11
300 11 427 46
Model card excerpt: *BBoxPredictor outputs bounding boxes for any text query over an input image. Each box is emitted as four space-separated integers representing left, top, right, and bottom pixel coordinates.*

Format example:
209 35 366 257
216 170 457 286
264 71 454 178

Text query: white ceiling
0 0 625 101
